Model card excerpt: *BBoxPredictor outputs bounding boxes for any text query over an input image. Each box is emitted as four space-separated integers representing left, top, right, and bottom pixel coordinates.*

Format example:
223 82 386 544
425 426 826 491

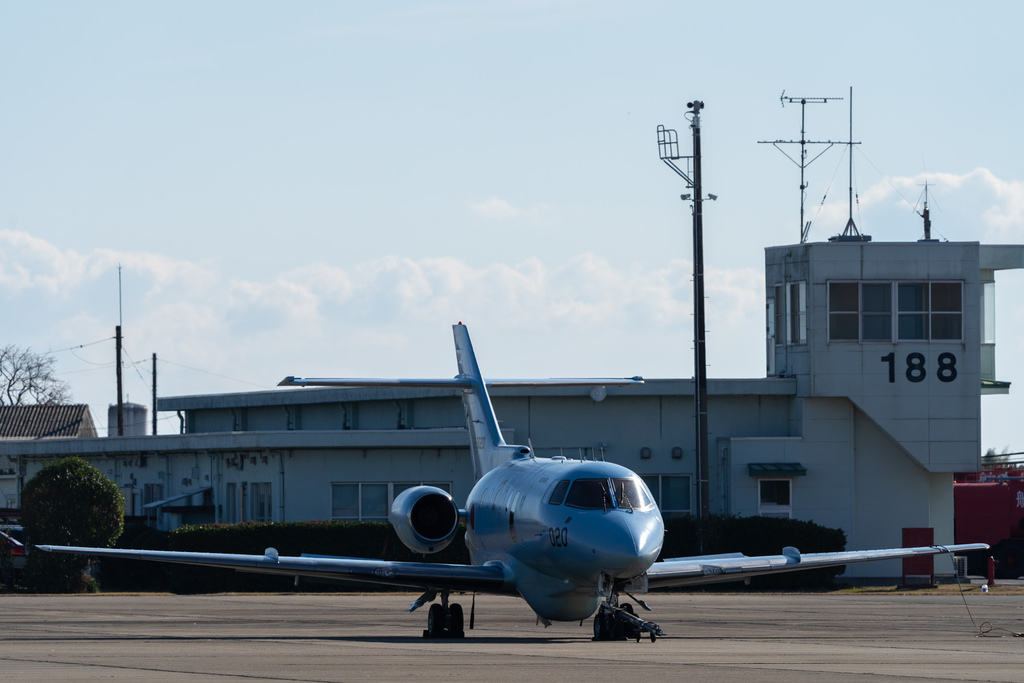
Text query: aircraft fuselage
464 455 664 621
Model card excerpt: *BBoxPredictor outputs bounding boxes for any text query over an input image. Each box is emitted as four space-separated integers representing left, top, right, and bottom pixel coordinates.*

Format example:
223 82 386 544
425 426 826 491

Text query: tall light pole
657 100 710 519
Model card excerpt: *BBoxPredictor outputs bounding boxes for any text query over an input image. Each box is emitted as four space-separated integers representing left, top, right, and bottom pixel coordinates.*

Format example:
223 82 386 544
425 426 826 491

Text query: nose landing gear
592 599 665 642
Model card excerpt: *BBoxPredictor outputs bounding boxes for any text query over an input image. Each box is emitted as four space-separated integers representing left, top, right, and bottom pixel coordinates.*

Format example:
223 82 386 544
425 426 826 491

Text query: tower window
787 282 807 345
830 280 962 343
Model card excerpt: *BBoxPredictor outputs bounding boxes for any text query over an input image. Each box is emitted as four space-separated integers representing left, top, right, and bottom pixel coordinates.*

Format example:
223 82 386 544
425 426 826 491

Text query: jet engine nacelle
388 485 461 554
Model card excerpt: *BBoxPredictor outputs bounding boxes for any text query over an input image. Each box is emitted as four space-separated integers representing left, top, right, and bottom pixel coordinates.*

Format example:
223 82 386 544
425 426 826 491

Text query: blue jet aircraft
41 323 988 642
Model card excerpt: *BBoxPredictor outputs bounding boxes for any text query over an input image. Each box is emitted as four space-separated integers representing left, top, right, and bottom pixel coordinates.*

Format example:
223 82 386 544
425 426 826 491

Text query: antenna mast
917 179 933 240
834 86 867 241
759 91 849 243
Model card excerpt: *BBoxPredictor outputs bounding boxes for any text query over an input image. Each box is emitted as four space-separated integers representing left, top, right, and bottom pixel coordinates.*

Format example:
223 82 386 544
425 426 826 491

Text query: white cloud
2 184 1018 439
800 168 1024 243
468 197 557 226
3 235 764 422
0 230 217 299
470 197 521 220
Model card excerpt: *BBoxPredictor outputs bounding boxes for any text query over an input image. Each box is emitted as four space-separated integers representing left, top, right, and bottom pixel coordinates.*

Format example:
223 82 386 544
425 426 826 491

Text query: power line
121 347 152 393
159 358 270 389
49 337 114 354
69 346 114 367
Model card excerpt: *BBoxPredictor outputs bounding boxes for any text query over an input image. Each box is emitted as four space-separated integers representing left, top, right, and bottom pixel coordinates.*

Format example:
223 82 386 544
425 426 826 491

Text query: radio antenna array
759 91 858 243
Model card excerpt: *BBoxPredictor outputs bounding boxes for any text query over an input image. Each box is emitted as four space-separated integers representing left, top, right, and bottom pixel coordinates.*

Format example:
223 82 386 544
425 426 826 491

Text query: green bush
0 534 16 592
96 514 847 593
164 521 471 594
21 457 124 593
96 522 172 591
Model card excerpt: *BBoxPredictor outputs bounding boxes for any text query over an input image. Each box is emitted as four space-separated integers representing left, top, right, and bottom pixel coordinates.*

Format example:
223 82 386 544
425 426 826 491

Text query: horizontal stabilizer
279 377 644 389
278 324 645 482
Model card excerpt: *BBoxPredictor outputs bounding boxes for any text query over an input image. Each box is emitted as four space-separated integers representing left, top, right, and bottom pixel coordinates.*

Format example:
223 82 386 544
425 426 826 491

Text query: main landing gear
422 592 466 639
592 598 665 642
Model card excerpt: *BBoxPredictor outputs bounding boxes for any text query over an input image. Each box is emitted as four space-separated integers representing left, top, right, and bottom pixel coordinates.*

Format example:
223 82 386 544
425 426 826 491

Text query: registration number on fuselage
548 527 569 547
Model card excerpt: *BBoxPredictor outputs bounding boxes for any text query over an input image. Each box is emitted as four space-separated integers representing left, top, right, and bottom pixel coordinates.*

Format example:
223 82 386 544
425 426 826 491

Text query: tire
449 603 465 638
427 603 446 638
593 612 607 640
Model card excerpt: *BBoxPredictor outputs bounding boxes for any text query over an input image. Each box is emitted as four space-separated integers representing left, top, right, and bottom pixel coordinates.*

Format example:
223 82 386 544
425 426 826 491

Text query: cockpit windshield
564 479 613 510
563 477 654 511
612 477 654 511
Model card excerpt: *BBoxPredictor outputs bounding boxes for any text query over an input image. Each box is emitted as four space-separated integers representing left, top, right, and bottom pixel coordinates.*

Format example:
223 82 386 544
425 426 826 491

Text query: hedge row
658 514 847 589
97 514 846 593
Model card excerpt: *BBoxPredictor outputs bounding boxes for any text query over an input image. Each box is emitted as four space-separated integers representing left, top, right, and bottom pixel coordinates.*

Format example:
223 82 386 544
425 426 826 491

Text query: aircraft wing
36 545 509 594
645 543 989 589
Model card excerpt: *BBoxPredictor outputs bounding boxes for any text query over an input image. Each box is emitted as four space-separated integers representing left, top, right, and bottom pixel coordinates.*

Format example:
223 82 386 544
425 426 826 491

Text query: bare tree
0 345 72 405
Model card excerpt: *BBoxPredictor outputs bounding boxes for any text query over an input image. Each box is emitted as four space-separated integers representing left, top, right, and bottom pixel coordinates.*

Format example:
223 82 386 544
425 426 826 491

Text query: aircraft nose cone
600 512 663 578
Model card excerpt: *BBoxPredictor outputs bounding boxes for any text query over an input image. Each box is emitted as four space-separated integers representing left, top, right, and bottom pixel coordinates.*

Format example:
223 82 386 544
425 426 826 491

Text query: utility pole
657 100 712 519
115 265 124 436
115 325 124 436
152 352 158 436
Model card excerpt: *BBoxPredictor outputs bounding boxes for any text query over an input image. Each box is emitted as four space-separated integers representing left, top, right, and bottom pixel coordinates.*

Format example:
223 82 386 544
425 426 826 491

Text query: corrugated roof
0 405 97 439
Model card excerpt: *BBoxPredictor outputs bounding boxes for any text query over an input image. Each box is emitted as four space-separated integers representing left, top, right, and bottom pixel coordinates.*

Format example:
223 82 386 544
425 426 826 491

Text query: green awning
981 379 1011 395
747 462 807 477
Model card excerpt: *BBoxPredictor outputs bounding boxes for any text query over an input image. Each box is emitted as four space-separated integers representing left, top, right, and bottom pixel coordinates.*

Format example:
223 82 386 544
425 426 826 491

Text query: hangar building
2 238 1022 579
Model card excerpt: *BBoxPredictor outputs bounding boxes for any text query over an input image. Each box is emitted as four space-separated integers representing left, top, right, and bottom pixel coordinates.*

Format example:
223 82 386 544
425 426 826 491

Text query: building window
251 482 272 522
758 479 792 518
930 282 962 340
331 483 359 518
787 282 807 345
360 483 388 519
641 474 691 518
828 282 859 341
982 281 996 344
830 280 962 343
897 283 928 340
773 285 785 346
331 481 453 521
861 283 892 341
225 482 238 523
122 486 138 516
144 483 163 506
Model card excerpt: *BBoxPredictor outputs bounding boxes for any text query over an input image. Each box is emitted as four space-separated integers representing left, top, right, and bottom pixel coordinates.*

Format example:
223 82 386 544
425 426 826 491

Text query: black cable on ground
936 546 1023 637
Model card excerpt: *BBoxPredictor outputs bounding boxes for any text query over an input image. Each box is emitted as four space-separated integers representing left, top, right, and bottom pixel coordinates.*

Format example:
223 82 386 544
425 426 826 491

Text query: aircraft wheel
427 603 446 638
592 612 607 640
449 603 465 638
611 614 625 640
621 603 639 641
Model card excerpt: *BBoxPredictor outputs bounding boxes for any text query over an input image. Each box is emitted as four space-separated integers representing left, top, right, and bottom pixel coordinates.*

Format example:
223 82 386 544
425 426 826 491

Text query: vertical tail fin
452 324 513 480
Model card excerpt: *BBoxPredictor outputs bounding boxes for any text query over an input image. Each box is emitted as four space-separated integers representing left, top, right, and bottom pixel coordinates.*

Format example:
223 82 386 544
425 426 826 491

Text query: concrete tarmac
2 591 1022 682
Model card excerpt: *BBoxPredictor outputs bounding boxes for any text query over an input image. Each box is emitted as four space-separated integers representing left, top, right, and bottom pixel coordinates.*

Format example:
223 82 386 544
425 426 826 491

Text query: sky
1 1 1023 451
